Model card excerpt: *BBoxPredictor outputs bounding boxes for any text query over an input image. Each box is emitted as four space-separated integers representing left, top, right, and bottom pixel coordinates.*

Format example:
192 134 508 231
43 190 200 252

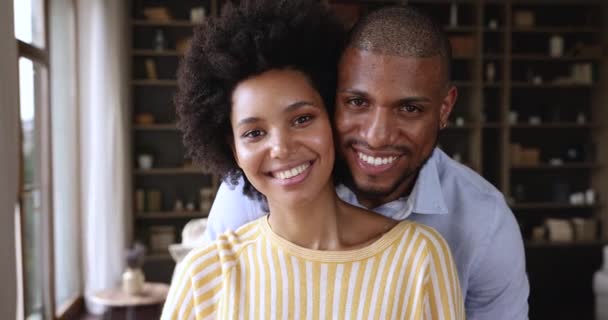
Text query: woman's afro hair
175 0 345 199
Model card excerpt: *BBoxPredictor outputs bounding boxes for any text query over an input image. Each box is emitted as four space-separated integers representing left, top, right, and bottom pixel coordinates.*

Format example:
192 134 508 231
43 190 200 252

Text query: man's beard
335 129 440 202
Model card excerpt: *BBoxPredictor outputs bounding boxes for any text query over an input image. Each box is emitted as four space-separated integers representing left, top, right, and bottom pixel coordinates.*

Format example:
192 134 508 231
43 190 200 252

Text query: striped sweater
162 217 464 320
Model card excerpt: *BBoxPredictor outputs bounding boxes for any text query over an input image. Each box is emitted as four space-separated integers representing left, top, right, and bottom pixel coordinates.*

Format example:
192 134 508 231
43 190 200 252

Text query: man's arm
465 197 529 320
202 178 266 242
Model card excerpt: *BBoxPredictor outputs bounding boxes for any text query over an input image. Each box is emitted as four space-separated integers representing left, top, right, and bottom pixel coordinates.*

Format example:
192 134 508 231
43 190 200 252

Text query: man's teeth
358 152 397 166
275 163 310 180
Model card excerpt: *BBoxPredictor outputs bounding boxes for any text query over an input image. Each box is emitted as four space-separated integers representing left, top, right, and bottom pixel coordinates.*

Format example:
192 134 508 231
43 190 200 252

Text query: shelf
133 124 179 131
444 26 477 33
146 253 172 261
511 54 600 61
509 123 599 129
132 79 177 86
132 49 182 57
511 202 599 210
511 27 601 33
136 211 207 219
482 122 502 128
511 82 596 88
525 240 606 248
446 124 476 130
133 20 200 27
511 163 600 170
134 168 205 175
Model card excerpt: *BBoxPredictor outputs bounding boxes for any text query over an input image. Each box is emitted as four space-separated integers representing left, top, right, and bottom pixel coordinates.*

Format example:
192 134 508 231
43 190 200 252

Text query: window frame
14 0 58 319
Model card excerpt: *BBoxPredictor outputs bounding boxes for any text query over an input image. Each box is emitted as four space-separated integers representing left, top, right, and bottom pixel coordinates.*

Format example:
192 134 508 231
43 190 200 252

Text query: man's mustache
343 139 412 156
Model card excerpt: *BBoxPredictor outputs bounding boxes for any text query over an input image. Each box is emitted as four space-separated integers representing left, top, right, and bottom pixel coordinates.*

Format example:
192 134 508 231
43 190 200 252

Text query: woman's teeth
274 162 310 180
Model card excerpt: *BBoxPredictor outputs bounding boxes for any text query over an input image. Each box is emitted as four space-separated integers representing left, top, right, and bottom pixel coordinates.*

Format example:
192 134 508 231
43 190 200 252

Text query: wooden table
91 282 170 320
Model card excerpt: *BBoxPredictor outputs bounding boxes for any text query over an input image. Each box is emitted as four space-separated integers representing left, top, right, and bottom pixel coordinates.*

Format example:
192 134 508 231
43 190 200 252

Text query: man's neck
354 173 418 209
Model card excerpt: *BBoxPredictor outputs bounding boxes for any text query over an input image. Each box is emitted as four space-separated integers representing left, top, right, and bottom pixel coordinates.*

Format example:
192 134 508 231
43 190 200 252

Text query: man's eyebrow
397 97 432 104
338 88 369 96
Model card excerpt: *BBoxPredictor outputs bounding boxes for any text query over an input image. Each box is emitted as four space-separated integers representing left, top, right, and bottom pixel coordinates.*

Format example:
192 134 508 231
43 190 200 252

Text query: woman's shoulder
403 222 452 256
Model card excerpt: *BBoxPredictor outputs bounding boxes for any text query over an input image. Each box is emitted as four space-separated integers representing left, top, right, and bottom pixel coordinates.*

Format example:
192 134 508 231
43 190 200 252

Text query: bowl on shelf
168 218 208 263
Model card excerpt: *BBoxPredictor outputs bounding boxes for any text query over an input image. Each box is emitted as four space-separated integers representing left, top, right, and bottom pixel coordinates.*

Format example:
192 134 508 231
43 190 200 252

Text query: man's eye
242 130 265 139
294 115 313 126
347 98 366 107
401 104 420 113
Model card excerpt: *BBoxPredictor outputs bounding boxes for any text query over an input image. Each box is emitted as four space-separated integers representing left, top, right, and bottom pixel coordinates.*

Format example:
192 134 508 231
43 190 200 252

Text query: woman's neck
266 182 345 250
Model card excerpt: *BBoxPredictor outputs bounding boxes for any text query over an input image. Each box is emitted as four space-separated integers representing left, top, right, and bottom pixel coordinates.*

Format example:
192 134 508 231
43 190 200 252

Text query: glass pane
19 57 48 320
13 0 46 48
19 58 39 187
21 190 45 320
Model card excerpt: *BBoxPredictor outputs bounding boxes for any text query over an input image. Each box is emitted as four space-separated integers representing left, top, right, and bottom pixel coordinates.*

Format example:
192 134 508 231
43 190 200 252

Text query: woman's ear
228 136 240 168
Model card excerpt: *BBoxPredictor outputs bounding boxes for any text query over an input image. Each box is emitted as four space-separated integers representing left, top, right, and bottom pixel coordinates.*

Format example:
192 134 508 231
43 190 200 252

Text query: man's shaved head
347 5 452 84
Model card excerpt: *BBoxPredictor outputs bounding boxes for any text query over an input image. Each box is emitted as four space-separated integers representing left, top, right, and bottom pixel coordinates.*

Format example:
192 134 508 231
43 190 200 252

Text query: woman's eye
242 129 265 139
294 115 313 126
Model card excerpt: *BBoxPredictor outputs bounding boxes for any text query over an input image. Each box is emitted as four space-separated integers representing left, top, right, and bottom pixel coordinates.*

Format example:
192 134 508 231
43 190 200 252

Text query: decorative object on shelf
154 29 167 51
572 218 597 242
146 189 162 212
585 189 597 206
174 199 184 212
577 112 587 124
186 201 195 212
449 35 475 57
144 59 158 80
548 158 564 166
149 226 175 253
452 153 462 163
137 153 154 169
546 218 574 242
566 146 582 162
511 144 540 166
488 19 498 30
593 245 608 320
531 225 546 241
509 111 518 124
532 75 543 85
549 35 564 57
485 62 496 82
449 3 458 27
134 113 155 125
122 243 146 295
571 63 593 84
514 10 534 27
528 116 541 125
570 192 586 205
190 7 206 23
176 37 192 54
143 7 171 22
169 218 208 263
135 189 145 212
455 117 465 127
199 187 215 214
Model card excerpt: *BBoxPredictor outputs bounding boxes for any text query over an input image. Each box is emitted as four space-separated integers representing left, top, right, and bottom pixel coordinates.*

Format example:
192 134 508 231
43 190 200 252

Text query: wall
0 0 21 318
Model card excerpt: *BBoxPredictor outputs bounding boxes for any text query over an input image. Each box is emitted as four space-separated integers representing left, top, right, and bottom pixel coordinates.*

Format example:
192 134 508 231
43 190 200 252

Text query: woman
162 1 463 319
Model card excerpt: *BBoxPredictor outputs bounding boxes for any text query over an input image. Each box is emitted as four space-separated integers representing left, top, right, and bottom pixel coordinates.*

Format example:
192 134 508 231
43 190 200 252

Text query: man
202 6 529 319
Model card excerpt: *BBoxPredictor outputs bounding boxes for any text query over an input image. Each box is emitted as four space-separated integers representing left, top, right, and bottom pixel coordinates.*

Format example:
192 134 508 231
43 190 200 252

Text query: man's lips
350 147 404 175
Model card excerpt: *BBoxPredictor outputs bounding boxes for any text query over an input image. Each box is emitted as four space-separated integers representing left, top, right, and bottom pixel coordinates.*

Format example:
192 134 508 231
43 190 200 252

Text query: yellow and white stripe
162 217 464 320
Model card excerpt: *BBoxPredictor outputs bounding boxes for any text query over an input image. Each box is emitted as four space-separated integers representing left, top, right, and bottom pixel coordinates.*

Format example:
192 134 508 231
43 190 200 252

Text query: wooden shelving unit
129 0 224 277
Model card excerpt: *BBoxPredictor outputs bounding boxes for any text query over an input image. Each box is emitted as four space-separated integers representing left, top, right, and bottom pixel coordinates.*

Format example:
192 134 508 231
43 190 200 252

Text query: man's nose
363 108 393 148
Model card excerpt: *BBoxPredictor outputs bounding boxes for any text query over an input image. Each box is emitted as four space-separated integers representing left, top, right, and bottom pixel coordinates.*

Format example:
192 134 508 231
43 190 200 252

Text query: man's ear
440 85 458 126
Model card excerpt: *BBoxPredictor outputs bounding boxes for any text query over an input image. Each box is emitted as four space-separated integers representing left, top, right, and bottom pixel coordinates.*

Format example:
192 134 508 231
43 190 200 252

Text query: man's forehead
339 47 443 78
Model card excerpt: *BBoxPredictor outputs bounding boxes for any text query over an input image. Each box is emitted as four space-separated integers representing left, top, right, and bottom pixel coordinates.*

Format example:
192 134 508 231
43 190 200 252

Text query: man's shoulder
439 151 500 195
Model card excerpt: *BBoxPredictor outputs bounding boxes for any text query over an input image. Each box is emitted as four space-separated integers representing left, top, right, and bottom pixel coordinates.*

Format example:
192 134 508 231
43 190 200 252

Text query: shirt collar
336 148 448 220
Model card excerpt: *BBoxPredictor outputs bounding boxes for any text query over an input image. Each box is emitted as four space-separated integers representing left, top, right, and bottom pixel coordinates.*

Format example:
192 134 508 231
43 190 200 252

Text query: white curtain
76 0 131 313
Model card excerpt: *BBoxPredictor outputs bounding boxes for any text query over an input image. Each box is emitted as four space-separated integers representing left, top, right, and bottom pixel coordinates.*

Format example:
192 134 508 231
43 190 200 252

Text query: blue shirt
203 148 529 319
